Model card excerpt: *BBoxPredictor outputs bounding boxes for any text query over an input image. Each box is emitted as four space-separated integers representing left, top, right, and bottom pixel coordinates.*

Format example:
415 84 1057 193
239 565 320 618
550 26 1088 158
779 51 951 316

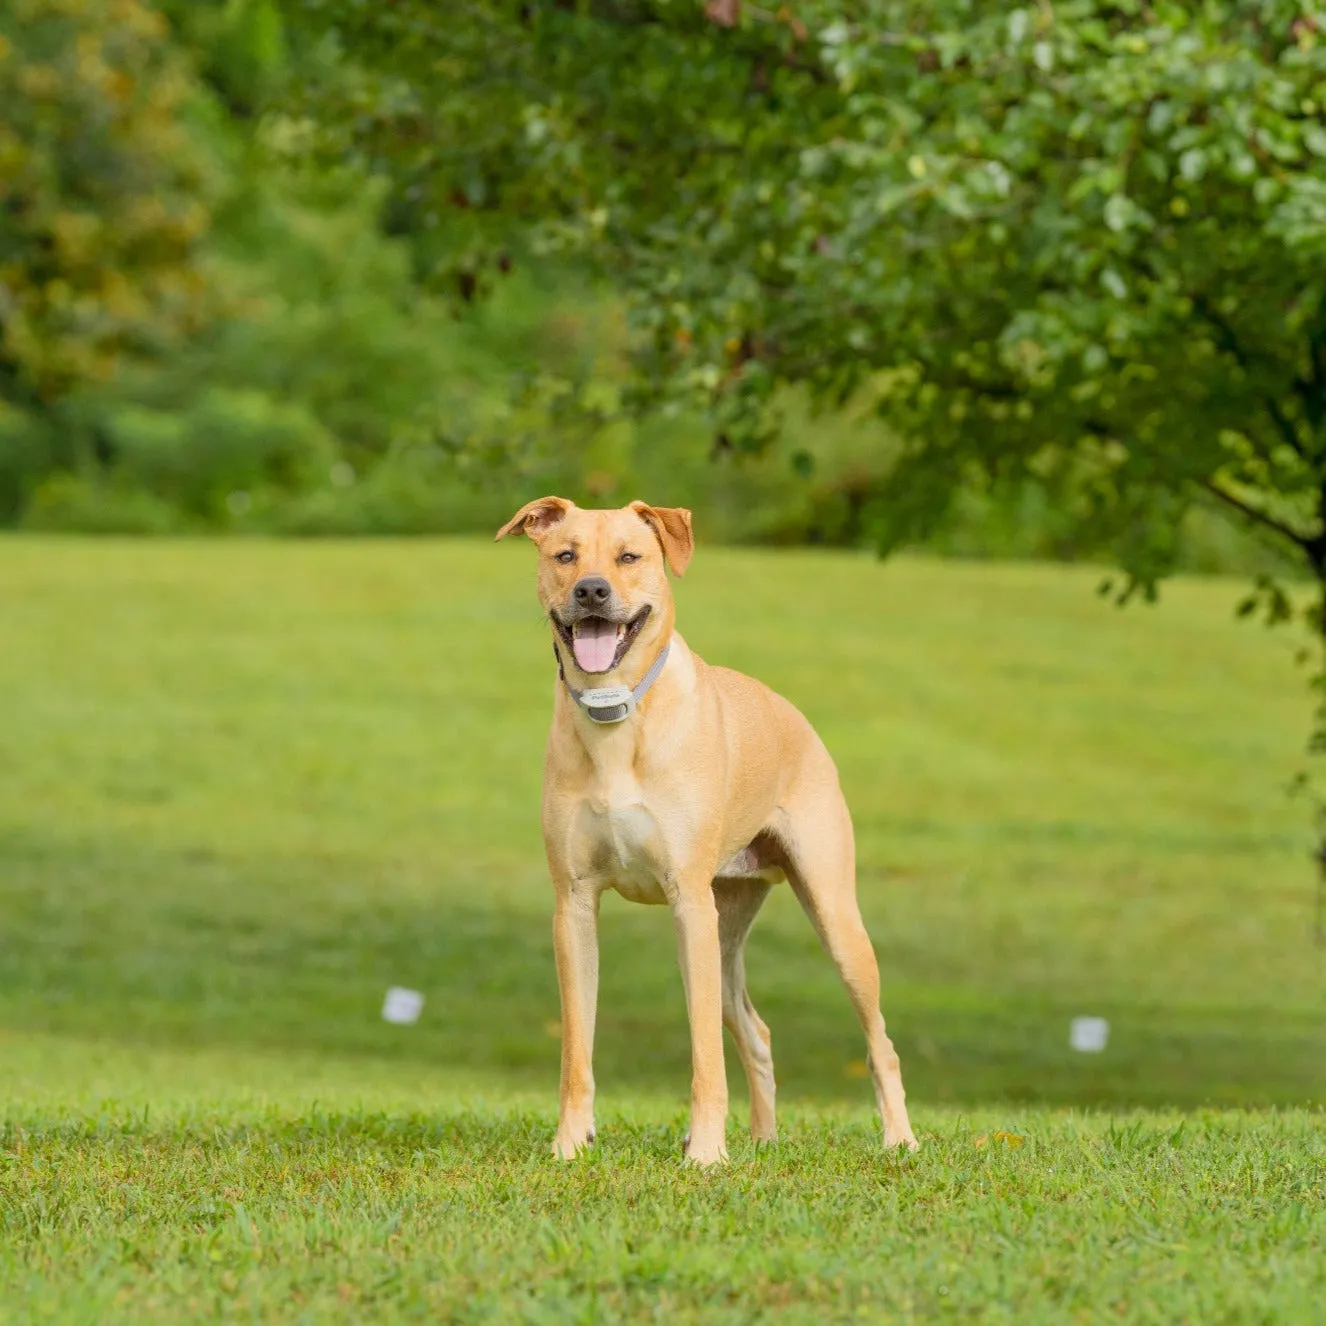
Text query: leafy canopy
290 0 1326 593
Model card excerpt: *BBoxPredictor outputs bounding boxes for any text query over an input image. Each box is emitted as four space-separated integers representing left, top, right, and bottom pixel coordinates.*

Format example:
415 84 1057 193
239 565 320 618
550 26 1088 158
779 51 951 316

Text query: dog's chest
577 779 671 904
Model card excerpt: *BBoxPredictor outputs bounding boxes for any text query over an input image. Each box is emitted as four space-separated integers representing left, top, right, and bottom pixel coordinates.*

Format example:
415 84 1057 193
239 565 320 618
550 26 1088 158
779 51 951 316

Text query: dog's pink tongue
572 618 618 673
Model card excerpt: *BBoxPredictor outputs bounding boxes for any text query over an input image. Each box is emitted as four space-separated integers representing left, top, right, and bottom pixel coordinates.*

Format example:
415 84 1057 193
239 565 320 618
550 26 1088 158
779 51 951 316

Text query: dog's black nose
573 576 612 608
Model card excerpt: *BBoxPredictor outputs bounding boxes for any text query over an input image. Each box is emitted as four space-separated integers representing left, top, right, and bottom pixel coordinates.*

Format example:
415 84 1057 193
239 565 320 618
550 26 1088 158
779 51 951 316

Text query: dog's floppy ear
630 501 694 576
494 495 574 542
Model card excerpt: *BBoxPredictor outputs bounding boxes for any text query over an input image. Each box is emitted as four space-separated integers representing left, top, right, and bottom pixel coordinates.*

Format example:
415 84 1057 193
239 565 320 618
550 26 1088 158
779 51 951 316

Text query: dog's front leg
671 877 729 1165
552 882 599 1158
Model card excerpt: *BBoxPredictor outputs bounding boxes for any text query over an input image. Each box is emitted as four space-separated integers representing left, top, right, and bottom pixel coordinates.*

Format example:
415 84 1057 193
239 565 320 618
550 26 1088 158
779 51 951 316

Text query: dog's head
495 497 693 677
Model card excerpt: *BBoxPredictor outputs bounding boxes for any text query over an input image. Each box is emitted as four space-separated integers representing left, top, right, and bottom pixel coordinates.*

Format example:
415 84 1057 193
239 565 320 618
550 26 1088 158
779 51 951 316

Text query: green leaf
1179 148 1207 182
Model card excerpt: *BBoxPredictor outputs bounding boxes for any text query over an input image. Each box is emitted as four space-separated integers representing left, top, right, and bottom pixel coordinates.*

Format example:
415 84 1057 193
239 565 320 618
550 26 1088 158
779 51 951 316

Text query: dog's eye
554 549 576 564
619 552 640 565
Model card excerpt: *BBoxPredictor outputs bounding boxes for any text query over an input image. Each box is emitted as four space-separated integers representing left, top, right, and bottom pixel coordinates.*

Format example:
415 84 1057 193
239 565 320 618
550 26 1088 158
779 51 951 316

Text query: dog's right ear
494 496 574 542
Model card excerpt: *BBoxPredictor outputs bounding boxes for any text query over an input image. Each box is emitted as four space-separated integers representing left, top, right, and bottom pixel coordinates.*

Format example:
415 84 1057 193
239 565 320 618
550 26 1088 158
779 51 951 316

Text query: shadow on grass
1 836 1322 1111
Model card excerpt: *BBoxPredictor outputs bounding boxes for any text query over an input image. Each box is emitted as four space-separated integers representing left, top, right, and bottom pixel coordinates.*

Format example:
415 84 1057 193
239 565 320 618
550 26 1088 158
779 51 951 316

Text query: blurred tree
156 0 289 119
0 0 224 515
0 0 542 529
0 0 222 407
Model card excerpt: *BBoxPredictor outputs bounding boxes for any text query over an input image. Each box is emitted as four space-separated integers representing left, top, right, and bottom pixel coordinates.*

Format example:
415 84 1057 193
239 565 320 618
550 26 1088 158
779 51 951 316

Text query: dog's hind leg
778 783 917 1150
714 878 777 1142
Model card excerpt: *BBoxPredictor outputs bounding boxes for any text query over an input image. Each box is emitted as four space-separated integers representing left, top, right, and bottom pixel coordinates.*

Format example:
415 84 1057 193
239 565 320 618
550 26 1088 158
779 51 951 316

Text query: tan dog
497 497 916 1164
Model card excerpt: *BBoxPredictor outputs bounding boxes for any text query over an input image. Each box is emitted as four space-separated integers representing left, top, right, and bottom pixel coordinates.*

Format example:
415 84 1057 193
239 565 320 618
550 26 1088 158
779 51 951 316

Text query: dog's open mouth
556 606 651 674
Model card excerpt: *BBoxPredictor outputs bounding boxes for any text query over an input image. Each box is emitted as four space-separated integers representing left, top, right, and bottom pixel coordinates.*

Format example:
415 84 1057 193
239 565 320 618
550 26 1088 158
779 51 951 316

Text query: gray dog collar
556 639 671 724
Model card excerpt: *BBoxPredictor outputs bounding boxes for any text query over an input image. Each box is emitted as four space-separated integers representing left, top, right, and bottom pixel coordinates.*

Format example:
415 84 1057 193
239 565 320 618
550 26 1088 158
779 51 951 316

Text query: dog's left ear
494 495 574 542
630 501 694 576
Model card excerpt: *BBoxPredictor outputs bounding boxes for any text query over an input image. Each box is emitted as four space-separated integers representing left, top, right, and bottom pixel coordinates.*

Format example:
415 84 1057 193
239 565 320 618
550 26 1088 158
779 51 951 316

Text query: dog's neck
555 636 672 724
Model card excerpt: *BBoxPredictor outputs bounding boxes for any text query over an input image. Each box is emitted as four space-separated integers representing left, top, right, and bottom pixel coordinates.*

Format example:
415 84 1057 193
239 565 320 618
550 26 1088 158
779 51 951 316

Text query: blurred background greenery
0 0 1302 584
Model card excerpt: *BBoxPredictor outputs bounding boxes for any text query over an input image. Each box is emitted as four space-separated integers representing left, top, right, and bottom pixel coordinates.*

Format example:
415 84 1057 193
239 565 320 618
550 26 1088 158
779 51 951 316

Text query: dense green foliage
292 0 1326 585
0 0 216 517
1 538 1323 1318
0 0 542 532
0 0 218 404
0 0 1310 579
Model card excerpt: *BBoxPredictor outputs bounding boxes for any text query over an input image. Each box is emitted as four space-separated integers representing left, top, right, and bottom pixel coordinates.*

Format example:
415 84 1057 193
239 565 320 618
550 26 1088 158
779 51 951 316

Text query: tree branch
1191 294 1307 460
1203 479 1311 551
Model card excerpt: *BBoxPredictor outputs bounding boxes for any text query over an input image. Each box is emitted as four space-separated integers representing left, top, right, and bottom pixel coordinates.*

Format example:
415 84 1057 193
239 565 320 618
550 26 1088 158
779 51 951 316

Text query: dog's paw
681 1132 729 1167
885 1130 920 1152
551 1126 595 1159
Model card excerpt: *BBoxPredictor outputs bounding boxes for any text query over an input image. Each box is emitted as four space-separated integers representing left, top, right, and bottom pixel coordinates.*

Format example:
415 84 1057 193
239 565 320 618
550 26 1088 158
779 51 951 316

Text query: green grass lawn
1 536 1324 1321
